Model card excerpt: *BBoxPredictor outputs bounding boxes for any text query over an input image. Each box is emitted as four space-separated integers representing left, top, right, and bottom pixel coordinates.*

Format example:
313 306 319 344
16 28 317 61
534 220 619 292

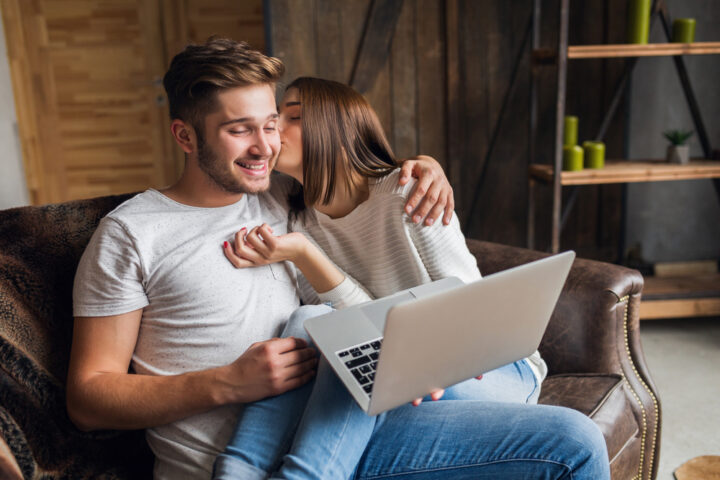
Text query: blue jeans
214 305 609 480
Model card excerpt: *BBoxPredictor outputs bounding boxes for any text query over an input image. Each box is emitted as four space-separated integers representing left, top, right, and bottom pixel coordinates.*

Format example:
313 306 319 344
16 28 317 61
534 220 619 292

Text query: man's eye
229 129 249 135
264 127 277 132
290 117 301 121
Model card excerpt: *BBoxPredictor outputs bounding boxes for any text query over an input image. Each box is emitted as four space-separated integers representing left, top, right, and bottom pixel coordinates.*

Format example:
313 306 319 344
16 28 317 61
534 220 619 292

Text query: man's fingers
412 397 422 407
281 369 316 392
430 388 445 401
443 191 455 225
475 374 483 380
399 161 415 186
422 187 449 226
411 181 442 225
267 336 310 354
405 175 433 222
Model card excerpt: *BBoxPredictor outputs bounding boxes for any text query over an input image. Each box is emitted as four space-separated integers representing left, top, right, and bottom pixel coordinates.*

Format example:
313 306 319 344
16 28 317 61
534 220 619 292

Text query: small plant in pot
663 129 693 164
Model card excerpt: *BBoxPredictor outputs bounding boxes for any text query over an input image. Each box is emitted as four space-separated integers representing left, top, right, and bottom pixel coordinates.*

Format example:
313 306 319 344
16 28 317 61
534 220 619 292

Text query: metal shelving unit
526 0 720 321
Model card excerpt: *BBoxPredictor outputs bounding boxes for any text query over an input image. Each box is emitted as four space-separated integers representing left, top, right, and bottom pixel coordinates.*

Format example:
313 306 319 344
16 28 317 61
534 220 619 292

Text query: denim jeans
213 305 609 480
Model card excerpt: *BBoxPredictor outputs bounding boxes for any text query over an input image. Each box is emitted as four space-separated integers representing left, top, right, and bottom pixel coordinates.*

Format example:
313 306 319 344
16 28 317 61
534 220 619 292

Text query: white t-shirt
73 179 300 479
293 169 547 381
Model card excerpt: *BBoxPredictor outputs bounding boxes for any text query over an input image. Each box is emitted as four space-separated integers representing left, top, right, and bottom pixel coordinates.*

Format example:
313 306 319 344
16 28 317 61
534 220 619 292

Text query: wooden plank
445 0 462 211
568 42 720 59
349 0 404 94
414 0 446 169
640 298 720 319
0 0 44 203
314 0 344 81
389 0 417 160
529 160 720 185
642 274 720 300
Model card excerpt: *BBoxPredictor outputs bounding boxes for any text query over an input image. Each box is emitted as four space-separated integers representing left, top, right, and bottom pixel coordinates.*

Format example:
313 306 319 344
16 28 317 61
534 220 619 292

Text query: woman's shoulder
368 168 415 199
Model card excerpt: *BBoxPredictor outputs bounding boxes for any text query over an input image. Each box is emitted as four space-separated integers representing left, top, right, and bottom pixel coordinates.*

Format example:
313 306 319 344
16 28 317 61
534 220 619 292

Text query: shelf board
568 42 720 58
640 273 720 320
529 160 720 185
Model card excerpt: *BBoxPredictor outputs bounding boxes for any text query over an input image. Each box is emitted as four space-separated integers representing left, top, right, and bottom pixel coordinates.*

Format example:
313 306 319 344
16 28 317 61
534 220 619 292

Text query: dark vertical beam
349 0 405 94
551 0 570 253
464 13 531 233
445 0 463 214
657 3 713 158
527 0 541 249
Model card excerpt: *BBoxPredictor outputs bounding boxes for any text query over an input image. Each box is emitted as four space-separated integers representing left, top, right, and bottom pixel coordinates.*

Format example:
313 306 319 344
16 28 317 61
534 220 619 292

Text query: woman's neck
315 176 369 219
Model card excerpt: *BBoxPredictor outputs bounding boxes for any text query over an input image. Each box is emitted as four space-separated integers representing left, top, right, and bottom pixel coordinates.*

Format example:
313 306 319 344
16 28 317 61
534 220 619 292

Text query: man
68 38 610 479
67 38 454 477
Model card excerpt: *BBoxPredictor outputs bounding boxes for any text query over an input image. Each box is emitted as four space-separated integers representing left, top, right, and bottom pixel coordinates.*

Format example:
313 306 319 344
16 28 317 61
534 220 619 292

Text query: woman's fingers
223 239 255 268
411 388 445 406
233 228 264 263
244 226 272 258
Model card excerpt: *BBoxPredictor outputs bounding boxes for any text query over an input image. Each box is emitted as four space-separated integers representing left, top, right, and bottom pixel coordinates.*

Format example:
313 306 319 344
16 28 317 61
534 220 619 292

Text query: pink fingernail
413 215 421 223
427 218 434 226
223 241 228 248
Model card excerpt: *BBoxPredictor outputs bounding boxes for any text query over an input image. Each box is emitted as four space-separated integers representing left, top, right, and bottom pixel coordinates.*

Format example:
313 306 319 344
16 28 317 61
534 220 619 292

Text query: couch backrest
0 194 135 385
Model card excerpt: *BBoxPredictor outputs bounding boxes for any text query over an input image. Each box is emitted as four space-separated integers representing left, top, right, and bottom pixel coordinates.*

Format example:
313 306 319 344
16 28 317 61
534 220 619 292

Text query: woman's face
277 88 303 183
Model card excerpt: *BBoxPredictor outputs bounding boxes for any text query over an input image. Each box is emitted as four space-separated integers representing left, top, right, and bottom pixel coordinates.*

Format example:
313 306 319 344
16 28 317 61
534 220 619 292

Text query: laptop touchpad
361 291 415 332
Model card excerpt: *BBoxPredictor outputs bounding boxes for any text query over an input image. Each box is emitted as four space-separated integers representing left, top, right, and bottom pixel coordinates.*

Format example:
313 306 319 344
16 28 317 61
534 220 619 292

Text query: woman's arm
224 224 342 294
223 225 373 308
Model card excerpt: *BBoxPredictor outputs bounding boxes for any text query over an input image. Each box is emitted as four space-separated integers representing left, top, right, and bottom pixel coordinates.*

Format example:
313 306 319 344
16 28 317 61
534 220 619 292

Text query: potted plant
663 129 694 164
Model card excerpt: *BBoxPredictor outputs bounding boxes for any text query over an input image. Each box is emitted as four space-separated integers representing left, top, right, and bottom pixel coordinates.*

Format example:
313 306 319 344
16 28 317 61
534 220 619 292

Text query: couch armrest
466 239 661 480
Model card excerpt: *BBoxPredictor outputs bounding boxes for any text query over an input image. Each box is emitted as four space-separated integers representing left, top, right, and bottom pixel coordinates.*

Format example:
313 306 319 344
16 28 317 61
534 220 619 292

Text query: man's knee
281 304 333 342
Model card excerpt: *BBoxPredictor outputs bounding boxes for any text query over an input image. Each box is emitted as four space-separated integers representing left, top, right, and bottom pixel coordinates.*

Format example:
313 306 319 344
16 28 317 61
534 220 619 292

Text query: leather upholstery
468 240 661 480
0 198 660 479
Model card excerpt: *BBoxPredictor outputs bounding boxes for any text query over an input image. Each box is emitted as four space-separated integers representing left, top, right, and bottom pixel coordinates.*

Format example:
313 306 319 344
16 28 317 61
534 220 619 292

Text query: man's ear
170 119 195 154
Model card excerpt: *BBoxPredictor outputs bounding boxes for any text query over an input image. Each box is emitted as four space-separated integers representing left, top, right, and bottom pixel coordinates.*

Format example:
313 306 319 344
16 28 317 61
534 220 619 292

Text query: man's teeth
238 162 265 170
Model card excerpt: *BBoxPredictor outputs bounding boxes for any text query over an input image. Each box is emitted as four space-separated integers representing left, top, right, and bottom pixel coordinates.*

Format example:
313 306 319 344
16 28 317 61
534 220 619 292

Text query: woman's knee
282 304 333 341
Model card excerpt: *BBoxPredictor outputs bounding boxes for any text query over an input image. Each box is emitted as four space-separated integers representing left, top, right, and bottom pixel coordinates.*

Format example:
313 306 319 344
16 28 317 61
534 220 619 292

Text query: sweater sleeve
292 228 374 309
408 211 482 284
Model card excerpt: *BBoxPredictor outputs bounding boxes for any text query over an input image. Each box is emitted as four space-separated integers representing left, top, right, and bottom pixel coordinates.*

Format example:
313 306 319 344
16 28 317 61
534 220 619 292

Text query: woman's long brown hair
286 77 397 212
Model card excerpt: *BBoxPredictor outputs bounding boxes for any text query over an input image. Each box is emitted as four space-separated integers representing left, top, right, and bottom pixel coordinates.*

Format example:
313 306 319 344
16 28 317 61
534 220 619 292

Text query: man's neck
161 170 244 208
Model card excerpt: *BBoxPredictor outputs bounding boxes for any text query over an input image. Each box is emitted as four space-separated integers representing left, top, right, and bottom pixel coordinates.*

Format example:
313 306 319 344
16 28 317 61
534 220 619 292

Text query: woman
214 77 545 479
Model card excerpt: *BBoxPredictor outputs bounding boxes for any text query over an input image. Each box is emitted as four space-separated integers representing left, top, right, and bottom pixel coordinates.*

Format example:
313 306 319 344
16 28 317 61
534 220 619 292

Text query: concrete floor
639 316 720 480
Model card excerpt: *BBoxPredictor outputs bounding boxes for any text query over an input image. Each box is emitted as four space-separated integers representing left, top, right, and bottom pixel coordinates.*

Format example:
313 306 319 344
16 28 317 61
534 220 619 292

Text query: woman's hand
223 224 308 268
399 155 455 227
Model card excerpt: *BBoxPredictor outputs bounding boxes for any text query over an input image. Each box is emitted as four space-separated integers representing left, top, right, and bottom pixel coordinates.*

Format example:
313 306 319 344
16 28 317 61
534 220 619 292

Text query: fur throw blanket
0 194 153 479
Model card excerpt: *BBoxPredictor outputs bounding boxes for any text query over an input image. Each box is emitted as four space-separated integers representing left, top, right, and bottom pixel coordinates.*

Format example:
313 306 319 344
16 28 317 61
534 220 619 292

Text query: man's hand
399 155 455 226
219 337 318 404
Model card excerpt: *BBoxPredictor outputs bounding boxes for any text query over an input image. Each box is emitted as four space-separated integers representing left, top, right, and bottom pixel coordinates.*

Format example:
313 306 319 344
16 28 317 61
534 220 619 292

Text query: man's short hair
163 37 285 133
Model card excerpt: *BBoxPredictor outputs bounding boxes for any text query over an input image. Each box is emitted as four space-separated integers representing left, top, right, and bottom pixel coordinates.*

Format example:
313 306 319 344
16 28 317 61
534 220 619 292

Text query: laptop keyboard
337 338 383 396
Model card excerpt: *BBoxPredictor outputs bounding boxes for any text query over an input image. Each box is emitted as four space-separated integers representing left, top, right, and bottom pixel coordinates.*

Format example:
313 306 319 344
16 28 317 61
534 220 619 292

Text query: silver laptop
303 250 575 416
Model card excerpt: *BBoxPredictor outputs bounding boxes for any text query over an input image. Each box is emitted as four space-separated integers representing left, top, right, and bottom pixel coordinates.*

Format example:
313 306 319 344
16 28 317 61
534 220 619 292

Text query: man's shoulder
105 189 168 221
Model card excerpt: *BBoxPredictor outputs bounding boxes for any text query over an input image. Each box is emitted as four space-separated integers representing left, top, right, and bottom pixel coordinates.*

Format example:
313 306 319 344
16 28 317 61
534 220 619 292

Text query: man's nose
250 130 274 156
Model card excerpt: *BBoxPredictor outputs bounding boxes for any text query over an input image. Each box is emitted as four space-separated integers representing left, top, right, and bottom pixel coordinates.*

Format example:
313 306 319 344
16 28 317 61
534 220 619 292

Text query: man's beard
196 134 271 194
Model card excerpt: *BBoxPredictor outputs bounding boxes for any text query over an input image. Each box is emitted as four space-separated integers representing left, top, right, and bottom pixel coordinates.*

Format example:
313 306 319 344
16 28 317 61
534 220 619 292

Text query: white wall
0 8 30 209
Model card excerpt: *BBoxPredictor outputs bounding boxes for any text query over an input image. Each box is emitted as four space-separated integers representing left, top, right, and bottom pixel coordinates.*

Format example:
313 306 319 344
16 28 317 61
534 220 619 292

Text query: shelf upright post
527 0 541 250
551 0 570 253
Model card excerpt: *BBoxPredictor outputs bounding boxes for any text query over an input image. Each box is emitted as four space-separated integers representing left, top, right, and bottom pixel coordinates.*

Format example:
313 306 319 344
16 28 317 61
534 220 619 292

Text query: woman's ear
170 119 195 154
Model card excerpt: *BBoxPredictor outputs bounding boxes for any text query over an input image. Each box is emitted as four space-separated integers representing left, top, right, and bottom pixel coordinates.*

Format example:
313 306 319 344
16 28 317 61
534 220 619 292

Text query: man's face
195 84 280 194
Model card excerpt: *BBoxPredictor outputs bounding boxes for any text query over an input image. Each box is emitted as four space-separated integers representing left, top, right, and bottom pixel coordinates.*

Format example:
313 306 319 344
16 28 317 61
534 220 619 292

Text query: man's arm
66 310 317 431
398 155 455 227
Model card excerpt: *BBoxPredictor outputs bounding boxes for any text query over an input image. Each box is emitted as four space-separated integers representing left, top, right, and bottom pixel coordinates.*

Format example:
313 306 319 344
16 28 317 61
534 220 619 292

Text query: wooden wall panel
267 0 629 259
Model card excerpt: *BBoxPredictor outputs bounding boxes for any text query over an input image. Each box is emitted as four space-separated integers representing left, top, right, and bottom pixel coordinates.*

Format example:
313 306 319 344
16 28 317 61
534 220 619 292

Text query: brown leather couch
0 194 660 479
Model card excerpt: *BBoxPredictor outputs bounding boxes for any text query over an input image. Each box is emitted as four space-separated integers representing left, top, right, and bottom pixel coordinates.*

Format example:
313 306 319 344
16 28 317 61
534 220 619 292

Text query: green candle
563 145 584 171
582 141 605 169
672 18 696 43
563 116 578 147
627 0 651 44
